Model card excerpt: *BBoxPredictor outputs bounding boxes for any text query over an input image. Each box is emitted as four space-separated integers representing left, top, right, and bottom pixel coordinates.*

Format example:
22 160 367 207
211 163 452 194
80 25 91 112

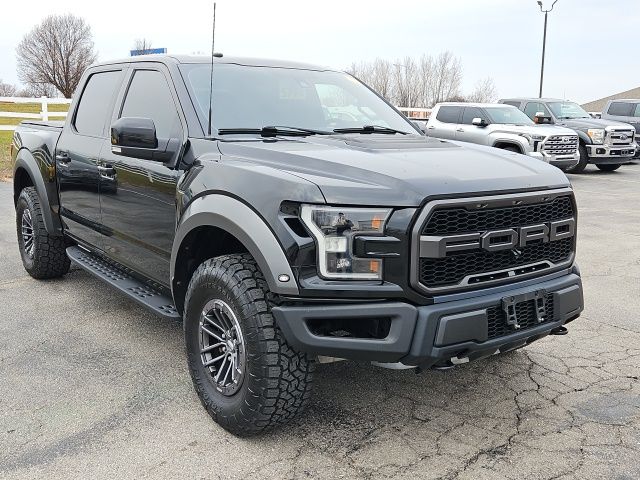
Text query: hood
217 135 570 206
557 117 635 131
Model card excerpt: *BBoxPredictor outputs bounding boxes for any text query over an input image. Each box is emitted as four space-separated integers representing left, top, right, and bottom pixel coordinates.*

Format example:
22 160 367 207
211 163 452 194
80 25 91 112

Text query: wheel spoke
214 354 230 381
201 326 224 343
203 312 226 333
200 342 225 354
204 352 227 367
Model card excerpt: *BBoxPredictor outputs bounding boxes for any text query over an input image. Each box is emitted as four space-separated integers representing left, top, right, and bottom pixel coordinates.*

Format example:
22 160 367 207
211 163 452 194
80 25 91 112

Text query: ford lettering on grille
420 219 575 258
411 191 577 294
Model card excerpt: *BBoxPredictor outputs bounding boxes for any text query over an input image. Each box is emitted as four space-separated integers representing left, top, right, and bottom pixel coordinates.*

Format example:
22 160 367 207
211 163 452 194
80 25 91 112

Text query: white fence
397 106 432 119
0 96 71 132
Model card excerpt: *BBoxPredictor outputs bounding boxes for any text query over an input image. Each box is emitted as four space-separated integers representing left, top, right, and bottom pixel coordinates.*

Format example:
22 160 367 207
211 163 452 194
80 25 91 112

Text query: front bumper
272 272 583 369
586 143 637 163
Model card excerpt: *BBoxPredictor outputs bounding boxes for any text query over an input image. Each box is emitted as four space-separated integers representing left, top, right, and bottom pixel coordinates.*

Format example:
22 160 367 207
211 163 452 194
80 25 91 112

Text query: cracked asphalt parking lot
1 163 639 480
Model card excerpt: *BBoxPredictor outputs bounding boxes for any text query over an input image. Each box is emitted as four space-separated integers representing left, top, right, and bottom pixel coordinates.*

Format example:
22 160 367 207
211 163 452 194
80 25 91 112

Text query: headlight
587 129 605 144
518 133 546 146
300 205 391 280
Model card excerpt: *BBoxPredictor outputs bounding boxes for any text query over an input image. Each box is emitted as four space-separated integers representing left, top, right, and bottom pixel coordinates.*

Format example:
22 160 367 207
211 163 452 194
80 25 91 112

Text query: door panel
99 67 183 285
456 107 490 145
57 69 124 247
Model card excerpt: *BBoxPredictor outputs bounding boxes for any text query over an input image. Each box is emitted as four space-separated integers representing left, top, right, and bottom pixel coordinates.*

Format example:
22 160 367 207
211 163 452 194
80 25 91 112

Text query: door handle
98 165 117 180
55 152 70 163
427 126 435 130
456 128 465 132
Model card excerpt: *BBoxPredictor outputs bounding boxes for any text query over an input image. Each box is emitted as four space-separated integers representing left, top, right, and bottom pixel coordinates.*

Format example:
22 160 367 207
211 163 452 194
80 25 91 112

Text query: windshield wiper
333 125 408 135
217 126 331 137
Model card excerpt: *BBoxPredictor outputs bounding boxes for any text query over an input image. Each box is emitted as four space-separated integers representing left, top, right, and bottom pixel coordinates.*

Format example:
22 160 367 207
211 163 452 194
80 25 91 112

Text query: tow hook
550 326 569 335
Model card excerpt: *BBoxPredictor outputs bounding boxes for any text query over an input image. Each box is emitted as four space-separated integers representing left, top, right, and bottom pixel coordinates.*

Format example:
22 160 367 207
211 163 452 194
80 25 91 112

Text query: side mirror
534 112 553 124
110 117 179 162
111 117 157 149
472 117 487 127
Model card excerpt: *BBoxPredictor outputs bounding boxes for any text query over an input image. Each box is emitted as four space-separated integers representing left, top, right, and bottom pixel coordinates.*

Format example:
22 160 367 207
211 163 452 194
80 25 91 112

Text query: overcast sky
1 0 638 103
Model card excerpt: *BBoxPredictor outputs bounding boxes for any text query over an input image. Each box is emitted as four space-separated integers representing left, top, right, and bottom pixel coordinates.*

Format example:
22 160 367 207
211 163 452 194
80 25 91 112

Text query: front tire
596 163 622 172
567 144 589 174
184 253 314 436
16 187 70 279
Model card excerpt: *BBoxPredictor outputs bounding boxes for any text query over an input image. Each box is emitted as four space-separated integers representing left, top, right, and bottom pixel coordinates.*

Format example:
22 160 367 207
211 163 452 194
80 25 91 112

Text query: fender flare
171 194 299 296
489 134 528 154
13 149 63 235
575 130 591 145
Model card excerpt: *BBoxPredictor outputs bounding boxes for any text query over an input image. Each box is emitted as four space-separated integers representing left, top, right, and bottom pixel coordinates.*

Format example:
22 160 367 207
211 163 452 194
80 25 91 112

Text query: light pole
537 0 559 98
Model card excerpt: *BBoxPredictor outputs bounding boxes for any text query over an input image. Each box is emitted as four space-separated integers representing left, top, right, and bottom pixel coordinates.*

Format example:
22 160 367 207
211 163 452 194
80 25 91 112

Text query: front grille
607 129 635 146
420 238 572 287
422 197 573 236
486 294 555 340
417 194 575 291
542 135 578 156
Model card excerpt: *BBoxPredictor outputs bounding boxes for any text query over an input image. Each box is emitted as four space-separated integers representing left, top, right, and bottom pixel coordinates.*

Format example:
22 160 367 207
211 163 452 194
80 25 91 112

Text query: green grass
0 131 13 180
0 101 69 180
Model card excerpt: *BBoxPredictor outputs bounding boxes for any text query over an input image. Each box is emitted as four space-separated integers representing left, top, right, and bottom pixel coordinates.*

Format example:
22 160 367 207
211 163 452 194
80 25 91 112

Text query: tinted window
524 102 551 119
607 102 634 116
461 107 487 125
121 70 181 139
74 71 122 137
436 106 462 123
634 104 640 117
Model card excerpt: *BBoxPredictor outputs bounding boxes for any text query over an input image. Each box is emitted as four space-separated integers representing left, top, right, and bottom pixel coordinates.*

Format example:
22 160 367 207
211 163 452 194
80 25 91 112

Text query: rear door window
607 102 634 116
436 106 462 124
74 70 122 137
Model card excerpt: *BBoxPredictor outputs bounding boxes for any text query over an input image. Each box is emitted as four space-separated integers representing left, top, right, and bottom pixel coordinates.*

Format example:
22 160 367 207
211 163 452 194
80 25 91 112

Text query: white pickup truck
426 103 580 171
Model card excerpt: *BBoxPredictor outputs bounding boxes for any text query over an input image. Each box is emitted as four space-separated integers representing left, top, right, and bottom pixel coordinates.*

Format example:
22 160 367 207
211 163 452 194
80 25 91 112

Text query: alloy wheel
199 299 246 396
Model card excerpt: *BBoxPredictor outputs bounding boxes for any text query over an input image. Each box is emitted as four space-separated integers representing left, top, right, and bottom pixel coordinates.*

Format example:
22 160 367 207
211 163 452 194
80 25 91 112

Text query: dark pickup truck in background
500 98 637 173
12 55 584 436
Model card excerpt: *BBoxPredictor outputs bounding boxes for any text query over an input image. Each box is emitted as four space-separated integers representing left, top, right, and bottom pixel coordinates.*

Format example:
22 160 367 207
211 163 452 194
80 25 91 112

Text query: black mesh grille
420 238 573 287
422 196 573 236
418 195 575 289
486 295 555 340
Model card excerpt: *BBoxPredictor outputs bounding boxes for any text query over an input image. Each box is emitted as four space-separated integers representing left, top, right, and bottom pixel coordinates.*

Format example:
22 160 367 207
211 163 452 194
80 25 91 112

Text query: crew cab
600 99 640 157
12 55 584 436
500 98 637 173
425 103 580 171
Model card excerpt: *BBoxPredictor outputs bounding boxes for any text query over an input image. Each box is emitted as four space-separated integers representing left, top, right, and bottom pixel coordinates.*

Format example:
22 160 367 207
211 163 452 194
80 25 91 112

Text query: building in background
582 86 640 113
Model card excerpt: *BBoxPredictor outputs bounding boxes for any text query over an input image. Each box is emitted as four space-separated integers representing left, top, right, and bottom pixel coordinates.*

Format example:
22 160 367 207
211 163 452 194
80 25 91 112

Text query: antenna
207 2 218 136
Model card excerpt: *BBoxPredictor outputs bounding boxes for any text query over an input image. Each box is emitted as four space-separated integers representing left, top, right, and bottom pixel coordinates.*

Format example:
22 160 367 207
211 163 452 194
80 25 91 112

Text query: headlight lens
300 205 391 280
587 128 605 144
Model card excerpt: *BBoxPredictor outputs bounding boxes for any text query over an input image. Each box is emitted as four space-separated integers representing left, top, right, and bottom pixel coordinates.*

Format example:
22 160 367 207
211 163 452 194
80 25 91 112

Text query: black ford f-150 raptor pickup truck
12 55 584 436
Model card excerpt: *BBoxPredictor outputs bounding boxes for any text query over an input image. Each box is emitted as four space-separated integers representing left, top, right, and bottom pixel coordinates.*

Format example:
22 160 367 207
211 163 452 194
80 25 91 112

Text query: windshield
484 107 534 125
179 63 419 135
548 101 590 119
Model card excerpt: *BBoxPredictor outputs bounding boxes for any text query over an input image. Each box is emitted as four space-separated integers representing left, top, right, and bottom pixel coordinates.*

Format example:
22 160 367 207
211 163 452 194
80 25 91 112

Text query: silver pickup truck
426 103 580 171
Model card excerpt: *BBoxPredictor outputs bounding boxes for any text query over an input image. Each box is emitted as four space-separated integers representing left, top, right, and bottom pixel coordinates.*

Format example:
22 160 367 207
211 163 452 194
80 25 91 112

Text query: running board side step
66 246 181 319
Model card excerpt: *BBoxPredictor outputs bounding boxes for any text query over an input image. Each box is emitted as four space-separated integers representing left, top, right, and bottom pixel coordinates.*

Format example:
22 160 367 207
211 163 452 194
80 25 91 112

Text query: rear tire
567 144 589 174
596 163 621 172
184 253 314 436
16 187 70 279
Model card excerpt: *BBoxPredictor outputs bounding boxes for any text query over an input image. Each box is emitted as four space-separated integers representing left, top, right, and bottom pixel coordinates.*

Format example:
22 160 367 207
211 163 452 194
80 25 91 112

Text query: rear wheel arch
13 151 62 235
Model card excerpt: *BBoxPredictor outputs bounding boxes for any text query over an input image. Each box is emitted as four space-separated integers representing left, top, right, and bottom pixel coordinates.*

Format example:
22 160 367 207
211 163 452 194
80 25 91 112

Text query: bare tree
17 83 57 98
0 80 17 97
468 77 498 103
16 14 97 98
431 52 463 105
133 38 153 53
